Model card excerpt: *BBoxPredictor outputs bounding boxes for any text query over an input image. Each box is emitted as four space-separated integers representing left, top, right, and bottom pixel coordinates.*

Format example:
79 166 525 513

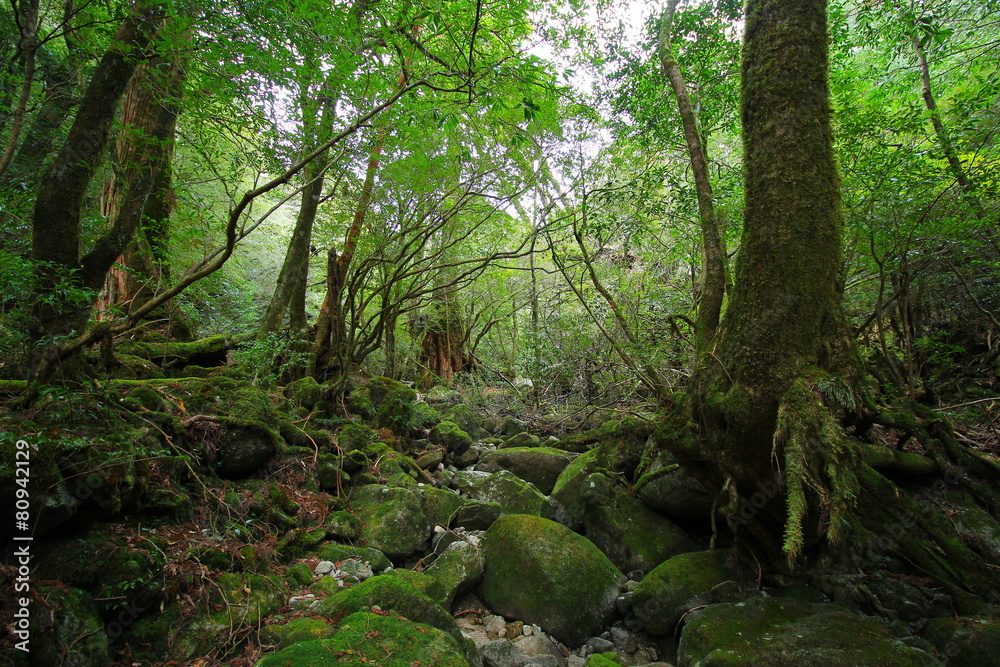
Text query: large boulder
214 423 278 479
549 448 601 529
924 616 1000 666
633 457 713 520
431 420 474 456
478 447 578 495
582 473 698 573
453 470 549 517
442 403 490 440
678 597 941 666
420 485 465 528
255 611 470 666
631 549 733 635
425 539 486 607
350 485 431 559
477 514 623 647
27 586 109 667
128 573 286 663
312 574 480 666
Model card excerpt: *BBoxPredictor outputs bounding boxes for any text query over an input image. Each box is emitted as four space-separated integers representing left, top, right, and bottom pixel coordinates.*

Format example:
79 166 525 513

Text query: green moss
421 486 464 528
351 485 431 559
584 653 623 667
345 386 375 419
552 448 600 495
430 421 473 454
285 562 315 587
315 544 391 571
260 616 336 649
678 597 940 666
255 612 469 666
631 549 733 635
313 575 458 642
477 514 623 647
384 569 450 608
338 424 380 451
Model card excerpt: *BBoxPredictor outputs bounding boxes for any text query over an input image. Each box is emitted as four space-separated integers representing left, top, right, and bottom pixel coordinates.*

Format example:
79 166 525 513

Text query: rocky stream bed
2 373 999 666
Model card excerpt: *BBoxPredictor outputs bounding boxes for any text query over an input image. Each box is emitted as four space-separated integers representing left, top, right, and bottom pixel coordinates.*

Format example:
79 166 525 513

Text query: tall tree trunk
312 67 407 378
0 0 40 179
670 0 1000 608
684 0 859 565
0 58 76 191
28 1 163 351
658 0 726 353
911 33 987 224
417 289 466 389
261 157 327 334
97 40 190 339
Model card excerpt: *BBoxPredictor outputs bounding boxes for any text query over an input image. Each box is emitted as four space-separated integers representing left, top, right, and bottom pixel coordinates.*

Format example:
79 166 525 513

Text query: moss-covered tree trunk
96 40 192 340
668 0 1000 606
27 1 163 352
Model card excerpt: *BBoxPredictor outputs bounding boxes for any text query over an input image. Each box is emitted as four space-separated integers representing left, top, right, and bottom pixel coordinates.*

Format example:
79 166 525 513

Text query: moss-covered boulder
633 456 713 520
924 616 1000 666
453 470 549 517
500 431 541 448
384 568 450 608
549 448 601 529
312 575 480 666
631 549 733 635
478 447 578 495
454 500 503 530
255 611 470 666
28 586 109 667
430 420 474 456
315 543 392 571
420 485 465 528
128 573 287 663
477 514 623 647
677 597 941 666
442 403 489 440
425 539 486 608
283 376 323 409
215 423 278 478
260 616 336 648
374 383 420 436
337 424 381 452
582 473 698 573
324 509 361 540
350 485 431 559
345 385 376 420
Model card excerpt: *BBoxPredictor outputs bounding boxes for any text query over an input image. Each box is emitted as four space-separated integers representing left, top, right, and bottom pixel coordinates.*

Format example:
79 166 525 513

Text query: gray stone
610 626 638 653
481 638 531 667
584 637 615 655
